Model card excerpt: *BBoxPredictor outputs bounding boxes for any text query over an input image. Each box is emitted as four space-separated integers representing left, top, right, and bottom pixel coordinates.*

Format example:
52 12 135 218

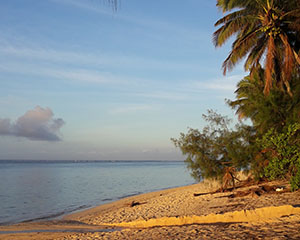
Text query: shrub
257 123 300 191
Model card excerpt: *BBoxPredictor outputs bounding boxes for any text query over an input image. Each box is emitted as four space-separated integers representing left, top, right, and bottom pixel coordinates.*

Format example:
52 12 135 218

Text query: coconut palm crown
214 0 300 95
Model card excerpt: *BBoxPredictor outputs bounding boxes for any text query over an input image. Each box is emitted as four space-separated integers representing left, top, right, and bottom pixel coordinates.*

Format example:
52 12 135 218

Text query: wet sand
1 180 300 239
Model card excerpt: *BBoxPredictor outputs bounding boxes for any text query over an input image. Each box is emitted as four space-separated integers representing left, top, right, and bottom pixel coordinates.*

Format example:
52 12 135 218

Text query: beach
1 179 300 239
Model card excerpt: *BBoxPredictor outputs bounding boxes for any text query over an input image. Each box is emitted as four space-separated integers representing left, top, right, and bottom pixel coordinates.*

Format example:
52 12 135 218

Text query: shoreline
1 180 300 239
63 182 200 222
0 182 195 226
0 160 193 227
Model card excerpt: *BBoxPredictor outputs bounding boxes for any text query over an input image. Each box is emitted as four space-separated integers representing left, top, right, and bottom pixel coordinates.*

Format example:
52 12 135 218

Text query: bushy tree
172 110 254 183
257 123 300 191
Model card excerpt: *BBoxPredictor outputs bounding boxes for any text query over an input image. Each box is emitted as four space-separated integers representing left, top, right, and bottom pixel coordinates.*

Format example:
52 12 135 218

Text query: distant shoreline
0 159 184 163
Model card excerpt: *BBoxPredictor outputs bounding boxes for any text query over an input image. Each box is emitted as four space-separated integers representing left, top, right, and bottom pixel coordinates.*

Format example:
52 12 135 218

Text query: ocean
0 160 194 225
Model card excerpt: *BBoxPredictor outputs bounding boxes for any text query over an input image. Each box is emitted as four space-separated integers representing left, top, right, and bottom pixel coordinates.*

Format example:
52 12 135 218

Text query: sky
0 0 245 161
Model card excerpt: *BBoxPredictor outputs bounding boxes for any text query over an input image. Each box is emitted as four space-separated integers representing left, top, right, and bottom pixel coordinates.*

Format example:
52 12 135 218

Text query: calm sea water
0 161 194 225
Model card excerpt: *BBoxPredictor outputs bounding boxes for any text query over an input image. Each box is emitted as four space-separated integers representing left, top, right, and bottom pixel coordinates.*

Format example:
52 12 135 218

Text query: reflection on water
0 161 194 224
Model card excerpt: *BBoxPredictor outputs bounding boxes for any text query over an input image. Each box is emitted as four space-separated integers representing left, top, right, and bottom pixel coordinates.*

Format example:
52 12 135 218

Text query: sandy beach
1 179 300 239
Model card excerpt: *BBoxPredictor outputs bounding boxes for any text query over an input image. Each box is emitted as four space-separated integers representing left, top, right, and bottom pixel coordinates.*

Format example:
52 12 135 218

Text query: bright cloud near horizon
0 0 245 161
0 106 65 141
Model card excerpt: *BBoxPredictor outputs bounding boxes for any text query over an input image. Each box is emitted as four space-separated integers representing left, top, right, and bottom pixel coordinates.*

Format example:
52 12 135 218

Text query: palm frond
222 29 259 74
213 14 256 47
244 35 267 70
280 34 295 96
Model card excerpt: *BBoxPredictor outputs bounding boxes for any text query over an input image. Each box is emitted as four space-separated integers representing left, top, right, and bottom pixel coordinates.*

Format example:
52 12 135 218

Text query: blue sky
0 0 245 160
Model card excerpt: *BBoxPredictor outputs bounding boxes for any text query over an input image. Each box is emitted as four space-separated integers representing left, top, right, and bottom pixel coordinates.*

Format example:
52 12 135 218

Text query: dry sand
1 179 300 239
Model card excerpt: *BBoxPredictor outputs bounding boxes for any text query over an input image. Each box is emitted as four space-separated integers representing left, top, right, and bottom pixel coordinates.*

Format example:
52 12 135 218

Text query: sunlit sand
1 179 300 239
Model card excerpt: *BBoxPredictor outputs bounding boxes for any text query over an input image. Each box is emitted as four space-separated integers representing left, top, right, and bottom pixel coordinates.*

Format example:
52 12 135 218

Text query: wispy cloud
136 91 189 101
0 45 104 66
0 106 65 141
0 62 118 84
0 43 207 91
0 44 201 72
0 95 32 106
193 75 243 92
108 104 159 115
50 0 113 15
50 0 208 44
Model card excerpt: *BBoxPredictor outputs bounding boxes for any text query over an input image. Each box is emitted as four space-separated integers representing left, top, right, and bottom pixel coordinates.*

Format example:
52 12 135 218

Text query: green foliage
227 66 300 183
257 123 300 191
172 110 253 182
173 0 300 190
290 164 300 192
210 0 300 189
227 67 300 134
214 0 300 95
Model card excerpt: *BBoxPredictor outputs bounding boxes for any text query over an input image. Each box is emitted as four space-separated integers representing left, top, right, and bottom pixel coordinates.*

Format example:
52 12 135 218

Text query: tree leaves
172 110 253 182
214 0 300 95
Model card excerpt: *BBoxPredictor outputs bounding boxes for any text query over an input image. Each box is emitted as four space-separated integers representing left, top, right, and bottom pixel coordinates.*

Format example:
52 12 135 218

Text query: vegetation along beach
1 0 300 239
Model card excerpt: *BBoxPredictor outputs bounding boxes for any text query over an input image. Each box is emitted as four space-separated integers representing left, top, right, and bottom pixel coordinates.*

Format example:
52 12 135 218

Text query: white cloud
0 62 117 84
109 104 158 115
43 68 114 84
0 106 65 141
50 0 209 46
0 44 201 72
0 45 106 67
0 95 31 106
137 91 188 101
50 0 114 15
193 75 243 92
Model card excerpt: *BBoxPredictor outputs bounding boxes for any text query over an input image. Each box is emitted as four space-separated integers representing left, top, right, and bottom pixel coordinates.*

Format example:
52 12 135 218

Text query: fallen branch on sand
129 201 147 207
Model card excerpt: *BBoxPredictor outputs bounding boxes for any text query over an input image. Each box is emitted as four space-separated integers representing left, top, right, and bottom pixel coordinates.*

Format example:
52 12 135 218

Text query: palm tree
227 66 300 133
227 67 265 124
214 0 300 95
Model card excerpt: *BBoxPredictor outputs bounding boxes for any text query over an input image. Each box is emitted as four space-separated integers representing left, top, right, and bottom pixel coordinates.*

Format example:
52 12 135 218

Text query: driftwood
226 185 289 198
193 191 217 197
129 201 147 207
194 183 290 199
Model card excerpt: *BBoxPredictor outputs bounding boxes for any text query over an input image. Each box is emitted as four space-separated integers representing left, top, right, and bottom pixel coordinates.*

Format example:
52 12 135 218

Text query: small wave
0 220 16 226
117 192 143 200
102 198 113 201
21 205 90 223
